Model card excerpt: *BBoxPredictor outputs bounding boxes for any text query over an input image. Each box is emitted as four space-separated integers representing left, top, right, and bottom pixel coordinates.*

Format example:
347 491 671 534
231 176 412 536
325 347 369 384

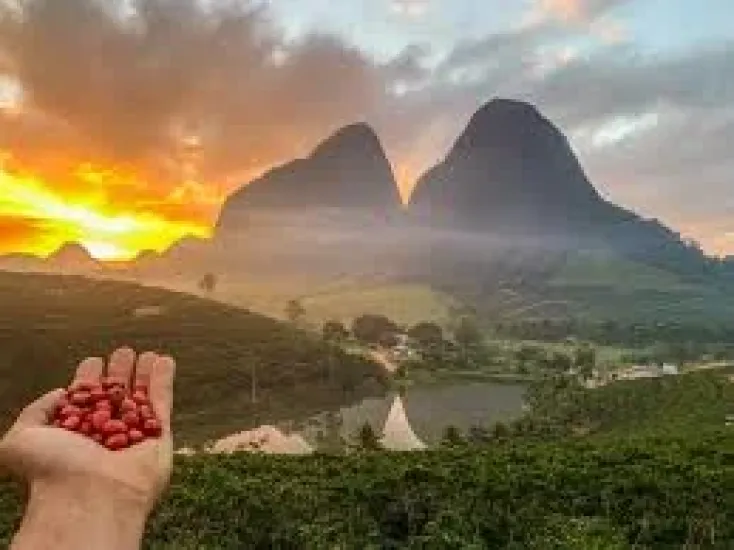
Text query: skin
0 347 176 550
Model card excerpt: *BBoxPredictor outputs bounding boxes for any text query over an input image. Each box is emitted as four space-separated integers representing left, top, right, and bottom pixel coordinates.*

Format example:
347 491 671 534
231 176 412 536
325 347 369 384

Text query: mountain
216 122 401 231
209 122 410 280
410 98 613 233
47 242 99 272
409 98 719 282
5 99 730 328
0 243 98 274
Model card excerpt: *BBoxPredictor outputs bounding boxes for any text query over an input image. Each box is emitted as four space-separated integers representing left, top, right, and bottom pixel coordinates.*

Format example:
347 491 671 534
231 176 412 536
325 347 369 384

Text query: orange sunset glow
0 152 224 261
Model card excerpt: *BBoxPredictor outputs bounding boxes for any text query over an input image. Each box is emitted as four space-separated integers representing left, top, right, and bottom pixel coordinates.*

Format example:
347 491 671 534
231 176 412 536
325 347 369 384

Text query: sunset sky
1 0 733 259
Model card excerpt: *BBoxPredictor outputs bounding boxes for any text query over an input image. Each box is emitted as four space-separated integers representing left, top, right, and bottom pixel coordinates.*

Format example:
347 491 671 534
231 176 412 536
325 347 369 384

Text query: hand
0 347 176 550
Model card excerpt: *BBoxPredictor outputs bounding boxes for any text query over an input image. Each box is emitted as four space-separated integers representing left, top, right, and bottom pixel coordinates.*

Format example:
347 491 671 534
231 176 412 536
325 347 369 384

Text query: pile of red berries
50 377 163 450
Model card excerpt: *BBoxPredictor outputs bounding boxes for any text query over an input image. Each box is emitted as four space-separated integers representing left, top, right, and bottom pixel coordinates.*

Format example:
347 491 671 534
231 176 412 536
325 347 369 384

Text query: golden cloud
0 152 217 259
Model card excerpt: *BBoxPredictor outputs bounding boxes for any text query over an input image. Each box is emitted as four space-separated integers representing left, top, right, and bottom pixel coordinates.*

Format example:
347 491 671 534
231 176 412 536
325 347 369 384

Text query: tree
322 320 348 385
351 314 399 345
467 425 491 444
453 316 482 362
408 321 443 348
322 320 349 342
198 272 217 293
285 299 306 325
315 412 345 455
354 422 381 451
574 344 597 380
378 331 399 348
249 361 258 404
546 351 573 374
441 425 465 447
492 421 510 441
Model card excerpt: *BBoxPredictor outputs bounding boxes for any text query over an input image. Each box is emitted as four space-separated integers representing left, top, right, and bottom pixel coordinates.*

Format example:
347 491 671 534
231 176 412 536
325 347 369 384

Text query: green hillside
0 272 386 444
543 250 734 324
551 250 696 292
522 370 734 441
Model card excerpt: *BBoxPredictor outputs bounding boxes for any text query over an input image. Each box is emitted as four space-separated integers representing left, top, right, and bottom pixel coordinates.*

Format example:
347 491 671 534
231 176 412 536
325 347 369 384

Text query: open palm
0 348 176 511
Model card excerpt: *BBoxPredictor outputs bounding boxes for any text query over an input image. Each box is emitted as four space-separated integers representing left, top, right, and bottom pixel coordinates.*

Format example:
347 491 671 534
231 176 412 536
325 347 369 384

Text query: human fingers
107 347 137 387
72 357 105 387
133 351 158 389
148 356 176 431
16 388 67 426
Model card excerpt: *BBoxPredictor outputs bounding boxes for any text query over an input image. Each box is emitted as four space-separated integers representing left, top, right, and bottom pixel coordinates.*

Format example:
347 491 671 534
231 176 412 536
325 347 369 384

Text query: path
368 349 399 374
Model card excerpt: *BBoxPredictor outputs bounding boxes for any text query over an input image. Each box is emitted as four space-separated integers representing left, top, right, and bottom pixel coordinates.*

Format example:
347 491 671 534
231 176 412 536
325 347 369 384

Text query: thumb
17 389 66 427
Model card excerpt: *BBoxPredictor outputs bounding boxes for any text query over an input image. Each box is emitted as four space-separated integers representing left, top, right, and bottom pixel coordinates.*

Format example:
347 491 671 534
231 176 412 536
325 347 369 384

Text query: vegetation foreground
1 371 733 548
0 431 732 549
1 271 732 548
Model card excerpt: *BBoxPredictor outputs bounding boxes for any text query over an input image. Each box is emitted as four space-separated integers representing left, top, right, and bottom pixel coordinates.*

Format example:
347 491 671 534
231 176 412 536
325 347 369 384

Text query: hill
522 370 734 440
0 271 386 444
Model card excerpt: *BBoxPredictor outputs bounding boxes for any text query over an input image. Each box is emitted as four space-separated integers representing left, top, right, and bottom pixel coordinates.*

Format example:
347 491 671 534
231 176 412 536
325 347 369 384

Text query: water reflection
300 382 526 448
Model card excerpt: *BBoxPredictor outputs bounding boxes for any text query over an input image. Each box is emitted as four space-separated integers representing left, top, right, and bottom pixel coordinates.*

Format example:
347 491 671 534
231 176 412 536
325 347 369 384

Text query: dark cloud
0 0 405 183
535 41 734 124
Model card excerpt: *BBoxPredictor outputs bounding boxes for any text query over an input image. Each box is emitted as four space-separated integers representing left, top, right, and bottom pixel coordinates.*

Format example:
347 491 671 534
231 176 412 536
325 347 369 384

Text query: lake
299 381 527 447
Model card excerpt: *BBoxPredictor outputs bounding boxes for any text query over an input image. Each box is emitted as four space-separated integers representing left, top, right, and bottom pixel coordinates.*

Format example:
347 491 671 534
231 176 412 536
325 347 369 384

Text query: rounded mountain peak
475 98 543 118
453 98 556 153
215 121 400 230
312 122 383 158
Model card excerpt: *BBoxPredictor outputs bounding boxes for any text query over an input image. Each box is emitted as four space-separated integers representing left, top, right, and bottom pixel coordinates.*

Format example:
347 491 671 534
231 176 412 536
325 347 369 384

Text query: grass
149 248 734 331
194 277 458 328
0 271 387 445
551 250 697 292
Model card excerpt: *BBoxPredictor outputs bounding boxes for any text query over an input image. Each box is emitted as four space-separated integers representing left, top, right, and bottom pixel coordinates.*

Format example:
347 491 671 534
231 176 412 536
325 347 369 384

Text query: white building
661 364 679 376
379 395 426 451
617 365 662 381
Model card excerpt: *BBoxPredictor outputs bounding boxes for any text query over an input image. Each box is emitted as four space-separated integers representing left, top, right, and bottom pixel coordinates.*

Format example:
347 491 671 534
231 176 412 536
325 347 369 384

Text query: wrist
12 477 149 550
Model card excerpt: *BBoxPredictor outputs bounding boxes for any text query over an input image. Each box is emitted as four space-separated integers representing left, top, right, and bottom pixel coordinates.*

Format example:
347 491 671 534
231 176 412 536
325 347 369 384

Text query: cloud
530 0 627 24
379 23 734 253
390 0 430 18
1 0 733 255
0 0 420 256
0 0 413 180
0 214 53 252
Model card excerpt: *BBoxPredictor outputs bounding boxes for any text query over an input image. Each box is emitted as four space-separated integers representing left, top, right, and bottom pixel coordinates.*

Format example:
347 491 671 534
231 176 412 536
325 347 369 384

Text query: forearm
12 477 148 550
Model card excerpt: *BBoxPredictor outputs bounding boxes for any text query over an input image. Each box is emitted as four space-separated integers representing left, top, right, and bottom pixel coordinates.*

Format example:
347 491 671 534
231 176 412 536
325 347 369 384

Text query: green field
0 271 386 444
186 277 458 328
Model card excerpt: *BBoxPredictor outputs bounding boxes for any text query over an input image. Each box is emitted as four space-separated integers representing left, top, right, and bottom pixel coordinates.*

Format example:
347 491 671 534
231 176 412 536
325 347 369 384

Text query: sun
80 241 130 261
0 153 216 261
